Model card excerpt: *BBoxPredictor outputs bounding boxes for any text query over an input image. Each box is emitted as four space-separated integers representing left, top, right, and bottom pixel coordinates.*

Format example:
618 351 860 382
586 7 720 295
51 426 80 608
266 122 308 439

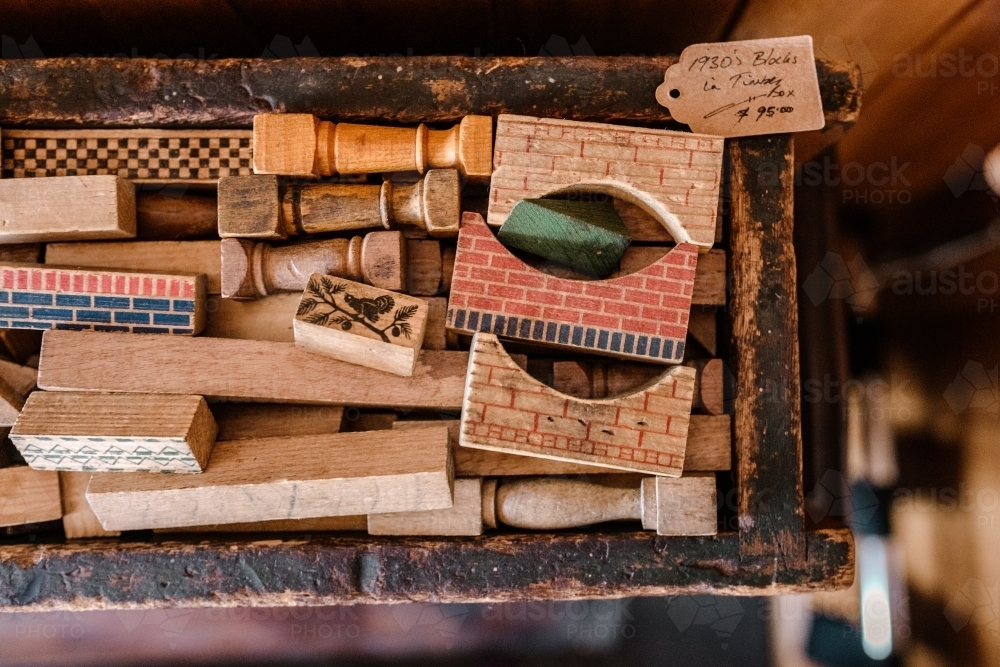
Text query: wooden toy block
294 274 428 376
406 239 442 295
136 190 218 240
0 262 206 334
2 129 253 183
368 478 487 536
0 358 37 397
423 297 448 351
447 213 698 364
0 465 62 528
154 515 368 534
497 199 630 278
218 171 460 239
11 392 217 473
253 113 492 180
611 246 726 306
0 329 41 362
460 333 696 476
0 175 135 243
38 331 471 410
396 414 731 475
204 293 299 342
59 472 120 539
85 427 454 531
0 376 25 427
46 240 222 294
645 473 718 536
488 115 723 249
221 230 405 299
211 403 345 441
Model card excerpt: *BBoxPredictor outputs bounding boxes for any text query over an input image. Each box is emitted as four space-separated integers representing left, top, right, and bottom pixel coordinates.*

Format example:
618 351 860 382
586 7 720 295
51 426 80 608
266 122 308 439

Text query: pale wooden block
641 474 717 536
252 114 318 177
0 175 136 243
38 330 470 410
204 293 298 342
86 427 454 531
59 471 120 539
0 358 37 397
0 465 61 528
461 333 695 476
368 478 484 536
212 403 345 441
0 376 24 427
45 240 222 294
154 515 367 534
422 297 448 350
294 274 428 376
11 392 217 473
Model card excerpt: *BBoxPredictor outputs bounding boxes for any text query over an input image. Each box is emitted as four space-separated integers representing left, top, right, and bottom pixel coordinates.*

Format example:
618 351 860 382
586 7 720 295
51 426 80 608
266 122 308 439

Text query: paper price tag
655 36 825 138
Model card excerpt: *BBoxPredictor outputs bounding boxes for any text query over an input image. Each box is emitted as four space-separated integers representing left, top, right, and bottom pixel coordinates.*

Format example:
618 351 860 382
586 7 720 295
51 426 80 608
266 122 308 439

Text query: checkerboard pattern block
447 213 698 364
460 333 694 476
2 130 253 183
0 264 204 334
488 115 724 248
13 439 205 473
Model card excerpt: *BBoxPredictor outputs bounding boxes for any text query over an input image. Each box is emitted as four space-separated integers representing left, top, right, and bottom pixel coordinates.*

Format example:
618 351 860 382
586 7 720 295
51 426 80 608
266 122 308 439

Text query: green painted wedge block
497 199 631 278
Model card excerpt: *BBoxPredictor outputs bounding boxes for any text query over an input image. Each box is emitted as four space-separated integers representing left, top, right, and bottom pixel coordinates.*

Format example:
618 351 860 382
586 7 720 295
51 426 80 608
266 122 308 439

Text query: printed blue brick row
0 306 192 330
0 291 194 312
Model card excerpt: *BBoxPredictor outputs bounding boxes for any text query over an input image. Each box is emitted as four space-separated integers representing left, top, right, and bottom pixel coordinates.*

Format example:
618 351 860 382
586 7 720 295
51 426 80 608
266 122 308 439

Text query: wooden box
0 55 860 609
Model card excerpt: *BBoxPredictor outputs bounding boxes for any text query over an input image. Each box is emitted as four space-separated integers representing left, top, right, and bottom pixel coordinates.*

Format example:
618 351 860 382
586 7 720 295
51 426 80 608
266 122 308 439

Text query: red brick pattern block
488 115 723 248
447 213 698 364
461 333 696 476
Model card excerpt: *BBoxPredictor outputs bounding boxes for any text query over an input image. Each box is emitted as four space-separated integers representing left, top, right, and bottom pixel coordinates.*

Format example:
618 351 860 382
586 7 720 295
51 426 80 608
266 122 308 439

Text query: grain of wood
643 474 717 536
45 240 222 294
405 239 442 295
86 427 454 531
688 307 717 355
59 472 120 539
11 392 217 473
0 466 61 528
154 515 368 534
38 330 470 410
422 297 448 351
211 403 345 441
368 478 484 536
0 175 135 243
204 293 298 342
294 275 428 376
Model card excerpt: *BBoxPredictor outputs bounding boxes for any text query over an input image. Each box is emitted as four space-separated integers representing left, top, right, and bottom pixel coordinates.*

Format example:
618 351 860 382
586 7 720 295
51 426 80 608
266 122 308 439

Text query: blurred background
2 1 999 665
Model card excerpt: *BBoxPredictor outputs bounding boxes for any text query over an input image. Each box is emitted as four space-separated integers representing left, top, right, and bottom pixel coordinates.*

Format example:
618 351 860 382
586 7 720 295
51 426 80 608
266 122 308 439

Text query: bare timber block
0 465 61 528
0 175 135 243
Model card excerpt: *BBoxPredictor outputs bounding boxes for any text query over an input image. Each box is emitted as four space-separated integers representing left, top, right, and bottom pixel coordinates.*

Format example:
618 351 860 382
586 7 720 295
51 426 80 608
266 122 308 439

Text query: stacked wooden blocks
0 112 727 539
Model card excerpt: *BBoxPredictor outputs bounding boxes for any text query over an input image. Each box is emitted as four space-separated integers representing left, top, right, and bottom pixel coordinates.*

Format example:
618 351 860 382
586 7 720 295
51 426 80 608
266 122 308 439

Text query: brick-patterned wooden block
447 213 697 364
1 130 253 183
0 262 205 334
460 332 696 476
488 115 724 250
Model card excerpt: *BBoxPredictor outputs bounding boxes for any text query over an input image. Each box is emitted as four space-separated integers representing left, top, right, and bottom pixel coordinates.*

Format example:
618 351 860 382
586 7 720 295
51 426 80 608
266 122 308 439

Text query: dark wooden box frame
0 56 860 609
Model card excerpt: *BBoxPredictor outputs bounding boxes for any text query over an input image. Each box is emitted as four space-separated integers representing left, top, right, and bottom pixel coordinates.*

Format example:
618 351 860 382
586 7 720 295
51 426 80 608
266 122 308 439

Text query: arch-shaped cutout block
460 333 696 476
488 115 724 250
447 212 698 364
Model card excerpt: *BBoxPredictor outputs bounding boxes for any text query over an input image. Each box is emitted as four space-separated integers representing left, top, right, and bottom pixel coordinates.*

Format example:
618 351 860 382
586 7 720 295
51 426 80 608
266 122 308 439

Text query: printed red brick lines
2 266 197 298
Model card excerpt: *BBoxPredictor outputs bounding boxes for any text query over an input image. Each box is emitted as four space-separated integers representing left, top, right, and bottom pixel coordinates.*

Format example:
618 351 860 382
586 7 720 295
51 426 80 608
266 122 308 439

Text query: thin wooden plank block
204 293 298 342
0 175 135 243
609 246 726 307
487 115 723 249
0 466 61 528
212 403 345 441
447 213 697 364
0 262 206 335
86 427 454 531
2 129 253 183
294 274 428 376
460 333 695 476
154 515 367 534
0 358 37 398
395 414 731 474
45 241 222 294
406 239 442 295
38 331 470 410
368 478 484 536
11 392 217 473
422 297 448 351
642 474 717 536
59 472 120 539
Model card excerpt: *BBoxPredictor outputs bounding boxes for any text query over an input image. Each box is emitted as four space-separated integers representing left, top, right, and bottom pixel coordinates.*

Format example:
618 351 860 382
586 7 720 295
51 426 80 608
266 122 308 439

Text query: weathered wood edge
0 528 853 610
0 57 858 128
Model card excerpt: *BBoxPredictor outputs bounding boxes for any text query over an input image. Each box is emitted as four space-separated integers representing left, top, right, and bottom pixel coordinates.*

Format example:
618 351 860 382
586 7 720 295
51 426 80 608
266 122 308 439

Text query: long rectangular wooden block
0 262 206 334
45 241 222 295
59 472 120 539
86 427 454 531
367 478 485 536
2 129 253 183
204 293 298 342
0 175 136 243
38 331 469 409
211 403 345 441
11 392 217 473
0 465 62 528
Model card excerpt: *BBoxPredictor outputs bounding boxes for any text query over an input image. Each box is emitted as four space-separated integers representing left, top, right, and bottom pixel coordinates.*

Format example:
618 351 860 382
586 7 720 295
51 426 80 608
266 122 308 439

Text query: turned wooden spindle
217 171 460 239
252 114 493 181
221 230 405 299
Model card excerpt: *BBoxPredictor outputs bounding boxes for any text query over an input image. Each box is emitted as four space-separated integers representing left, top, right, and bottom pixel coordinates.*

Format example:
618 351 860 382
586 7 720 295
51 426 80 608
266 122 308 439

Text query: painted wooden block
643 473 717 536
368 478 487 536
155 515 368 534
447 213 697 364
218 170 460 239
85 427 454 531
497 199 630 278
211 403 345 441
2 129 253 183
0 175 135 243
294 274 428 376
488 115 723 250
204 293 299 342
0 466 62 528
0 262 205 334
460 332 696 476
10 392 217 473
38 331 470 410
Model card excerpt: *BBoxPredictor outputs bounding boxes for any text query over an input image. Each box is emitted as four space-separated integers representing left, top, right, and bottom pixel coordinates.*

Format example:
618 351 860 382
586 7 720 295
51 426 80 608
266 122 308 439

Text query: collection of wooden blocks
0 112 728 540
